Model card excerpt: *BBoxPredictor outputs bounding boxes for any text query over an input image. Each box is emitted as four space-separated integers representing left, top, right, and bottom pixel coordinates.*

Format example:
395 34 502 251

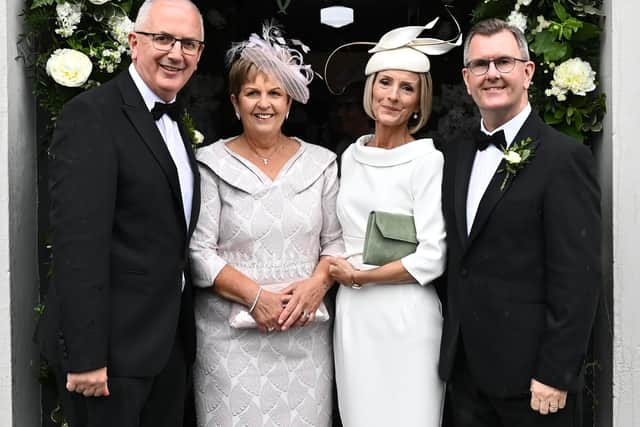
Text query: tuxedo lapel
177 121 201 237
466 113 542 247
117 73 184 222
454 138 477 249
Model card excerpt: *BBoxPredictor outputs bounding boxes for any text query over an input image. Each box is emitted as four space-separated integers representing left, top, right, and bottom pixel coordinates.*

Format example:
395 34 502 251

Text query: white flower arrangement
46 48 93 87
545 57 596 101
55 2 82 38
21 0 142 116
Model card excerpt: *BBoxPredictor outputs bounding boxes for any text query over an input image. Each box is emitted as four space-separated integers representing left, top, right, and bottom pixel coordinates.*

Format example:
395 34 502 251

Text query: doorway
186 0 478 154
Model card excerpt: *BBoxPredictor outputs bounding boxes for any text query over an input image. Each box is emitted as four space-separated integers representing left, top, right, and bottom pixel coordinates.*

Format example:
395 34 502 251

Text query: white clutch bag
229 282 330 329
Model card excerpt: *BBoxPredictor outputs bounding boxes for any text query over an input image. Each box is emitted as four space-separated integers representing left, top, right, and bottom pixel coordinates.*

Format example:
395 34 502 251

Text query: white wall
0 0 40 425
605 0 640 424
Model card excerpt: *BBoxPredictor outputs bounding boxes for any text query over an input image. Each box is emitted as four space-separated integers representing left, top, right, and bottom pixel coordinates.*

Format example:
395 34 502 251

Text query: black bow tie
151 101 181 121
474 129 506 151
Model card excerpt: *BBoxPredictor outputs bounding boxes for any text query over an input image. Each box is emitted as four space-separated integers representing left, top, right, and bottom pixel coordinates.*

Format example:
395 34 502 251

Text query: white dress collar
351 134 437 167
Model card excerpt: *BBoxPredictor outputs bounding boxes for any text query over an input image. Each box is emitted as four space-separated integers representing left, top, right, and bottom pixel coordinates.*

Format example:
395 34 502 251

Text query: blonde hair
362 72 432 134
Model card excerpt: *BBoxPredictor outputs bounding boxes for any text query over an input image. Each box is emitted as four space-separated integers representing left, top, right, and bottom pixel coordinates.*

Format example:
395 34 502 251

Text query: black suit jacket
37 71 200 377
438 111 601 397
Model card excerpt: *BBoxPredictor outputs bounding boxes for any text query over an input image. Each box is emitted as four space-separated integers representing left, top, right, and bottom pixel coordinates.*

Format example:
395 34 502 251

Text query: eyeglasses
135 31 204 56
465 56 529 76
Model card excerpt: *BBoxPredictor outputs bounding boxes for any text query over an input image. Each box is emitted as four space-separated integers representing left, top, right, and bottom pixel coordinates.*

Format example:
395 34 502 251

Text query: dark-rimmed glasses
135 31 204 56
465 56 529 76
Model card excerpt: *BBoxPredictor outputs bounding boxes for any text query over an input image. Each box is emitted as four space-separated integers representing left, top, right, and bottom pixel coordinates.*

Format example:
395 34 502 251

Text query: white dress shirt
466 103 532 235
128 64 193 230
129 65 194 290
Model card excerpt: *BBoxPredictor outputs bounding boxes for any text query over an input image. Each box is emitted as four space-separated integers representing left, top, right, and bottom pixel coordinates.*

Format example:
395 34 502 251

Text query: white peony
507 10 528 33
55 2 82 38
88 0 111 4
504 150 523 164
46 49 93 87
547 57 596 100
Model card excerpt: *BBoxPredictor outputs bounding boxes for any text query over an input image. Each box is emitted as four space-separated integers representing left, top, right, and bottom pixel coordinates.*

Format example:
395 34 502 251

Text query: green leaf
573 22 601 42
544 110 563 125
553 2 569 21
545 43 568 62
30 0 56 9
558 124 585 142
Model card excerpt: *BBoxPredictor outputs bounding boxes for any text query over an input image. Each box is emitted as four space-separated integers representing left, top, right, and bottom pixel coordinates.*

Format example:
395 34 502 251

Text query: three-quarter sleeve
319 160 345 257
189 163 227 288
401 151 447 285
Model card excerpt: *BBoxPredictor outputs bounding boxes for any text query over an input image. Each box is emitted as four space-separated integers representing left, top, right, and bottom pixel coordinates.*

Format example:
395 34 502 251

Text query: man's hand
529 378 567 415
66 367 109 397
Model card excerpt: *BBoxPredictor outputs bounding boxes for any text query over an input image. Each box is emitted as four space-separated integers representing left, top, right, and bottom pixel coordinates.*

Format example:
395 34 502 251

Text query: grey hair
134 0 204 39
362 72 433 135
462 18 530 65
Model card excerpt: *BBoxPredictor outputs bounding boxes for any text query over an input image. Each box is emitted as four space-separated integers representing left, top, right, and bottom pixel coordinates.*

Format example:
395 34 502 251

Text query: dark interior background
185 0 480 155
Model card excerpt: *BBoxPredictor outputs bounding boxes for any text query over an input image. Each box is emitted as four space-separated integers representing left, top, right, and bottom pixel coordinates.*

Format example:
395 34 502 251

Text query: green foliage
472 0 605 144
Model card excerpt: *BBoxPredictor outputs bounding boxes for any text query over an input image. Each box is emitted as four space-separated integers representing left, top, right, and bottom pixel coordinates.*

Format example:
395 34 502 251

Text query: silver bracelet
248 287 263 313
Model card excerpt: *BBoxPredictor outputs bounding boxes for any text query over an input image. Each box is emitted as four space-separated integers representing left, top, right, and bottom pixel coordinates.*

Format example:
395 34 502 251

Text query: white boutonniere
499 137 535 191
181 111 204 148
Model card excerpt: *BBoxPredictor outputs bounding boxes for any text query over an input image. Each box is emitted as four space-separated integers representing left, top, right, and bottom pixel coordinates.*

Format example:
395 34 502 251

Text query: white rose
504 151 522 164
88 0 111 4
193 130 205 145
46 49 93 87
507 10 528 33
549 57 596 96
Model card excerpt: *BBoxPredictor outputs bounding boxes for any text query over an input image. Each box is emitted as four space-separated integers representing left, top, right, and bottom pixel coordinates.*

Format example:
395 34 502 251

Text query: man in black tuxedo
439 19 600 426
37 1 203 425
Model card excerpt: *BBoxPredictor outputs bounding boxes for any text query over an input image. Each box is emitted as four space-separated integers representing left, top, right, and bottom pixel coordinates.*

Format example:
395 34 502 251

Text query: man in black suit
37 0 203 425
439 19 600 426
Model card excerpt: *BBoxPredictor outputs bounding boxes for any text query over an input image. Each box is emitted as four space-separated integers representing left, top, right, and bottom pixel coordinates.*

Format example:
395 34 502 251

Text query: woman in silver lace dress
189 25 343 426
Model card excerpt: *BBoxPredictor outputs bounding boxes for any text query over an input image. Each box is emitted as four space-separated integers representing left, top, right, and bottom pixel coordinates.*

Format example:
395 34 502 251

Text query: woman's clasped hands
250 276 328 333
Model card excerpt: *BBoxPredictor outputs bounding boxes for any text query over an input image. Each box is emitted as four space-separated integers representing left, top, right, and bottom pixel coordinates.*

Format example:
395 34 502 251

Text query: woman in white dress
189 25 343 426
328 21 461 427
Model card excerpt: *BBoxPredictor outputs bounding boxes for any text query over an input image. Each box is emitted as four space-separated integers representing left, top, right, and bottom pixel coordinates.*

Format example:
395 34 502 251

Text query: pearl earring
413 112 419 120
235 111 240 120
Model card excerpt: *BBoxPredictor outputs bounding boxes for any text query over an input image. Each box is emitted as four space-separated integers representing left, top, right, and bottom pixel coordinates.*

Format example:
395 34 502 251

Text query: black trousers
446 344 583 427
56 337 187 427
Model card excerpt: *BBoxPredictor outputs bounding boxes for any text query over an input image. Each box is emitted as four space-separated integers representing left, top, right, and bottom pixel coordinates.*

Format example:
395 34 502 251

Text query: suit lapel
177 121 201 237
466 112 542 247
454 138 477 249
117 72 184 224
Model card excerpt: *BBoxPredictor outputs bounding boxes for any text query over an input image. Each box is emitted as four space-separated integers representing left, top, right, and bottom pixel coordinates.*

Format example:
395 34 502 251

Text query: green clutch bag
362 211 418 266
